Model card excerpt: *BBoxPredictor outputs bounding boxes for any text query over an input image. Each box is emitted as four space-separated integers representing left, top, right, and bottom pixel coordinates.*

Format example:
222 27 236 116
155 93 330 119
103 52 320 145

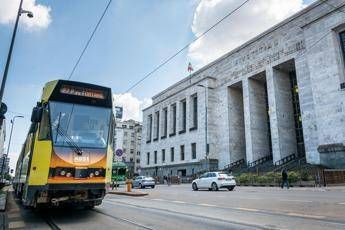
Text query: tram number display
60 85 105 99
74 156 90 163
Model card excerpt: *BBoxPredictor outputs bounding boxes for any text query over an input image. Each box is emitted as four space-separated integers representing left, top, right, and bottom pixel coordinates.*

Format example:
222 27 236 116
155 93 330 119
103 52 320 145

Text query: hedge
236 171 314 185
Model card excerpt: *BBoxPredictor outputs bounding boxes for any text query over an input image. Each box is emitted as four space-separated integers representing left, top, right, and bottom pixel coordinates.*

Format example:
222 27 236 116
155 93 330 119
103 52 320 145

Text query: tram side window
38 107 51 140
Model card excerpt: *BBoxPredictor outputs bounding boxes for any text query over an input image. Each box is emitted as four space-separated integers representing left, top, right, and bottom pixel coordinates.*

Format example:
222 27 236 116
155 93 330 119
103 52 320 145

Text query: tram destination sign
60 85 105 99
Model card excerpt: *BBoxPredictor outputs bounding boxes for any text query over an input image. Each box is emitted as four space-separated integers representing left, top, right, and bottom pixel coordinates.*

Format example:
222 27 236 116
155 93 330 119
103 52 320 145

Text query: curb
108 191 148 197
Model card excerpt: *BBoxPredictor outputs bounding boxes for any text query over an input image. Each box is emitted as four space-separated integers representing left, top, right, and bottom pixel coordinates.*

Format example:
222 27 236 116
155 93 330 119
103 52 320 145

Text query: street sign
115 149 123 157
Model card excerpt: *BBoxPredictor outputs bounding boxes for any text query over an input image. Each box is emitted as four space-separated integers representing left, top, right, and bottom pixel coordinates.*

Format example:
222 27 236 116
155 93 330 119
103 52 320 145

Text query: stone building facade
141 0 345 177
113 119 142 176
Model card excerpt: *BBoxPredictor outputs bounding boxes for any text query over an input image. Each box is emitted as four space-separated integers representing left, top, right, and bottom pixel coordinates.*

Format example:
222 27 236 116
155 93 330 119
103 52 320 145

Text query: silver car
132 176 156 189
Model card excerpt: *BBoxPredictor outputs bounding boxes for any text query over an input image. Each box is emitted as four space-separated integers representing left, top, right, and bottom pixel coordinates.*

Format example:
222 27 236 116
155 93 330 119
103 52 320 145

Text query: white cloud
188 0 307 68
113 93 152 122
0 0 51 30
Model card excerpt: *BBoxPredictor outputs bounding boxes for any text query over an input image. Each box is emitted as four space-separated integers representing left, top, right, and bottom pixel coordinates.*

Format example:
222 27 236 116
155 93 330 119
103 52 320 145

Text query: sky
0 0 316 171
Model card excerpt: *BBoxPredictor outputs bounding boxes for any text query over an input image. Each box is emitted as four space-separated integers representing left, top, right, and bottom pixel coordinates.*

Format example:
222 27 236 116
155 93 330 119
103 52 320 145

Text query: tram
13 80 114 208
111 162 127 187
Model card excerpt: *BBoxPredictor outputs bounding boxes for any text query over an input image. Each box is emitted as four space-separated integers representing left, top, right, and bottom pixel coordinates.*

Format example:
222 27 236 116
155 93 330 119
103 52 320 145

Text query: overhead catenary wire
67 0 113 80
124 0 251 93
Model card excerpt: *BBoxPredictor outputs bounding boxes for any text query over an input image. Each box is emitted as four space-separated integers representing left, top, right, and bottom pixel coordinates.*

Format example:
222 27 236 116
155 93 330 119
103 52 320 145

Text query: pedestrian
167 175 171 186
163 175 167 185
281 169 289 189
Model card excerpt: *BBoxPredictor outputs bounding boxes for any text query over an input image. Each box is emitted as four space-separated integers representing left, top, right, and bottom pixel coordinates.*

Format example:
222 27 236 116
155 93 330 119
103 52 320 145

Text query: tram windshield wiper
56 127 83 155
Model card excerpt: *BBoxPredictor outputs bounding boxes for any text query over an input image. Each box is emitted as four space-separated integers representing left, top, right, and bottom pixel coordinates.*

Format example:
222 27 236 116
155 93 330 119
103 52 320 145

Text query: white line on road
151 198 165 201
198 203 217 207
172 201 186 204
338 202 345 205
279 199 313 203
235 207 259 212
287 213 325 219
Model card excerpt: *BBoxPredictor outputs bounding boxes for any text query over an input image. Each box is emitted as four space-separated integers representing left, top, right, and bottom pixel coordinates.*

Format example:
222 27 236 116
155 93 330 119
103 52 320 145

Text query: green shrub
288 171 299 183
238 174 251 184
300 170 313 181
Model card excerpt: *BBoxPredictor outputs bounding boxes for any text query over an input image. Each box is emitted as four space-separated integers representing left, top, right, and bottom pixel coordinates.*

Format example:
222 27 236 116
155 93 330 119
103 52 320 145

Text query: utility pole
1 115 23 181
0 0 33 105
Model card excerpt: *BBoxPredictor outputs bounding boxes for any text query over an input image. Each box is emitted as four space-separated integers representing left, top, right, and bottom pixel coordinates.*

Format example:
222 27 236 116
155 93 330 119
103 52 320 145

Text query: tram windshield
50 101 111 148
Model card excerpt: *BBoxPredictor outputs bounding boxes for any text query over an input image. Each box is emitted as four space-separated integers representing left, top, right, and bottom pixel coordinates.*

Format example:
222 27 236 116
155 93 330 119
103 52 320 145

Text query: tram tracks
40 208 154 230
92 208 155 230
41 214 61 230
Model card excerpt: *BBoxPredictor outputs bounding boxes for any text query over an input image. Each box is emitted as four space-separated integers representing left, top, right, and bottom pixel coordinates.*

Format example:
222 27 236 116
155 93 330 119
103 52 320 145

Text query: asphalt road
5 184 345 229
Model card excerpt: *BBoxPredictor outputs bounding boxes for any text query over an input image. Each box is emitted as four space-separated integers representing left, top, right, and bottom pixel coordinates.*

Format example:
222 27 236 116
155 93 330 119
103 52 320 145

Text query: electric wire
124 0 251 93
67 0 113 80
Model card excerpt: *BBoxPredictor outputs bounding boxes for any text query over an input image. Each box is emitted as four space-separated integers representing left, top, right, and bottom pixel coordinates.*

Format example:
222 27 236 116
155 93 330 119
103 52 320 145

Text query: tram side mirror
31 106 43 123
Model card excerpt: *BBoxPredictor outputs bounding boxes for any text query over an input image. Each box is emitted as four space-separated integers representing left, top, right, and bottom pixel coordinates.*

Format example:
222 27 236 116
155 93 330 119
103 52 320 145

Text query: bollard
126 179 132 192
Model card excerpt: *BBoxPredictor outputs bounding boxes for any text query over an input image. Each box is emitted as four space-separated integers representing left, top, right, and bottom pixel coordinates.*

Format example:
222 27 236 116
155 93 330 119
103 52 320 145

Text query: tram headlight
94 170 100 176
60 170 66 176
89 173 94 178
66 172 72 178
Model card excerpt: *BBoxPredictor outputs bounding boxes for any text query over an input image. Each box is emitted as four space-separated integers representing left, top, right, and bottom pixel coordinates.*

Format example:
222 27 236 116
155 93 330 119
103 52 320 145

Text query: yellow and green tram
13 80 114 208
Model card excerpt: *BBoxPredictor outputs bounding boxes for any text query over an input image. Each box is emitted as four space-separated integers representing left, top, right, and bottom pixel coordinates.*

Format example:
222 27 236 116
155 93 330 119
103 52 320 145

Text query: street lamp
0 0 34 106
197 84 214 172
1 115 24 181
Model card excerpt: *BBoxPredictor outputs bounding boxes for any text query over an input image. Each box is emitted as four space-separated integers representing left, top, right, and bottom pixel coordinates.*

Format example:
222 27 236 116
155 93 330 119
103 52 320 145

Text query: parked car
132 176 155 188
192 172 236 191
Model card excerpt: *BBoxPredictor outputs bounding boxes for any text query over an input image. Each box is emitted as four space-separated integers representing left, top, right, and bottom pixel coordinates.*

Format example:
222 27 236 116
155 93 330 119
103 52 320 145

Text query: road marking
280 199 313 203
242 197 263 200
172 200 186 204
198 203 217 207
8 208 20 213
235 207 259 212
9 221 25 229
287 213 325 219
151 198 165 201
8 212 21 218
338 202 345 205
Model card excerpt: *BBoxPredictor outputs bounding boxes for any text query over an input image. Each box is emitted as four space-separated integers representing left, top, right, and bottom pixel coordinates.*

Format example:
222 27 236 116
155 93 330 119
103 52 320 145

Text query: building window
340 31 345 65
122 125 127 128
180 145 185 161
191 143 196 159
190 94 198 131
146 114 152 143
171 147 174 162
147 152 150 165
154 151 157 164
136 159 140 163
162 149 166 163
179 99 186 134
169 104 176 136
130 149 134 154
161 107 168 139
130 158 133 162
153 111 160 141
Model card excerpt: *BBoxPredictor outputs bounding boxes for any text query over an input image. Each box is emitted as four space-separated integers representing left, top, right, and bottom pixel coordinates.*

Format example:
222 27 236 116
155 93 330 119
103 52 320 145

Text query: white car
192 172 236 191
